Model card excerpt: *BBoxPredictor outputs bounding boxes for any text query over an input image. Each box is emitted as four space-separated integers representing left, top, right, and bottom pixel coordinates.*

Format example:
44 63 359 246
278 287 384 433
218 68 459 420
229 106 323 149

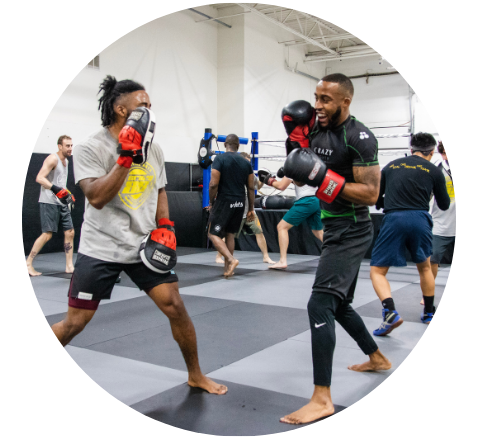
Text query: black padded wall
22 153 84 256
22 154 203 255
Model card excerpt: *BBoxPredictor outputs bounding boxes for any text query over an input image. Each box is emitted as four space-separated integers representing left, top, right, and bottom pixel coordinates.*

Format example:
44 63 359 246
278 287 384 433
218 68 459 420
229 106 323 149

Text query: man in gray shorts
51 75 227 396
26 135 75 276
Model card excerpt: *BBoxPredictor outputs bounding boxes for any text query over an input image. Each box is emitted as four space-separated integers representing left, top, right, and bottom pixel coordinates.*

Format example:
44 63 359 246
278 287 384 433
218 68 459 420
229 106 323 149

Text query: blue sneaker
421 306 436 324
373 309 403 336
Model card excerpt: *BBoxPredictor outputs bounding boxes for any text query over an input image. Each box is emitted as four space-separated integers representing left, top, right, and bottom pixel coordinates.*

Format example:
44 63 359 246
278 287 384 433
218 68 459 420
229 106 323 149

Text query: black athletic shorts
430 234 455 265
312 220 373 302
40 202 73 233
68 253 179 304
208 195 245 238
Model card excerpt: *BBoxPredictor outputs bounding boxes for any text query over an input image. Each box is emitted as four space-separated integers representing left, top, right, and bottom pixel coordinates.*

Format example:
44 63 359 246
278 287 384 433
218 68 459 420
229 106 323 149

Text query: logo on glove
152 250 171 266
323 180 338 196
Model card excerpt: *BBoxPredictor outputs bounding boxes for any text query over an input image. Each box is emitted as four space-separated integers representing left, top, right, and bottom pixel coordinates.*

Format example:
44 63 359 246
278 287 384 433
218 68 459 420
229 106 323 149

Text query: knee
43 232 53 242
64 316 88 337
163 296 187 320
65 229 75 239
277 223 288 233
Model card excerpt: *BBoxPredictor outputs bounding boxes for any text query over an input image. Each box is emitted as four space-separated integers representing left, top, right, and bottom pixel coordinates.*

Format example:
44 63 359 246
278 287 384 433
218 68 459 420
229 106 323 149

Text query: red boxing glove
117 156 133 168
315 170 346 204
281 100 316 154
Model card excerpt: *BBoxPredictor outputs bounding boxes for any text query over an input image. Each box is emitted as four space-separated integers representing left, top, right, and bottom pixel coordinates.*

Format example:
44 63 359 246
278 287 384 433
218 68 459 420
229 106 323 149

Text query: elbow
88 197 105 210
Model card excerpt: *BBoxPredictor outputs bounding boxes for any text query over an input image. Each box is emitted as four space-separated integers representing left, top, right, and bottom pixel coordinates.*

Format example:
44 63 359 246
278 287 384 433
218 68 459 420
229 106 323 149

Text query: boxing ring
197 128 451 261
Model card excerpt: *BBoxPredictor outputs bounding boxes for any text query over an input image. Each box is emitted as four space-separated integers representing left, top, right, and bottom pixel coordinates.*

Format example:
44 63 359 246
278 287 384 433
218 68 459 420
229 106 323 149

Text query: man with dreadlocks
50 75 227 395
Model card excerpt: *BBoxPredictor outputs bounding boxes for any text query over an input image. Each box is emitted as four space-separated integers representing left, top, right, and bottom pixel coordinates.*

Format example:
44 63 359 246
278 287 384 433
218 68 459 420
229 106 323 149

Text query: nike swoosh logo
315 323 326 328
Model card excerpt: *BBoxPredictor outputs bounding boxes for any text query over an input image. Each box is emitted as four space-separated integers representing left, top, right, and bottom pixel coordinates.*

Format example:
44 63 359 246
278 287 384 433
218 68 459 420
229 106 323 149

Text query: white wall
1 75 76 206
33 8 219 164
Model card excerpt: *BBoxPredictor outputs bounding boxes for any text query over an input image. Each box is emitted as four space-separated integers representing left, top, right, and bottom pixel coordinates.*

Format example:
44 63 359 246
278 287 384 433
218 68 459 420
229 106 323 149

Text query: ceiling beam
306 44 375 57
279 33 355 46
304 50 378 63
235 3 336 54
195 11 250 23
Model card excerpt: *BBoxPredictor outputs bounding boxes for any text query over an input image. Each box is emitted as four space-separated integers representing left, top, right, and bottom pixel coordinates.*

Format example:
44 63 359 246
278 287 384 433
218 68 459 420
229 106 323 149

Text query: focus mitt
139 218 177 273
117 107 156 167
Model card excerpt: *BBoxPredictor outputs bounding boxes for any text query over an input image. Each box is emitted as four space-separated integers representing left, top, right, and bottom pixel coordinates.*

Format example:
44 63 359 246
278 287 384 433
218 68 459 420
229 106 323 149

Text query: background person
26 135 75 276
258 167 323 270
370 133 450 335
208 135 255 277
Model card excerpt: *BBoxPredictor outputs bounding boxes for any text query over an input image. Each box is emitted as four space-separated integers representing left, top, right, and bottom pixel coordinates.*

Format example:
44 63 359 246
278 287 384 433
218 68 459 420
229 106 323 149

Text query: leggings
307 292 378 386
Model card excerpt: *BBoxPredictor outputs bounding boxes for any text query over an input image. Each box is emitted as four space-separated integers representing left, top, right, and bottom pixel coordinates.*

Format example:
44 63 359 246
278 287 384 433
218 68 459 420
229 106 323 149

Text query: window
87 55 100 69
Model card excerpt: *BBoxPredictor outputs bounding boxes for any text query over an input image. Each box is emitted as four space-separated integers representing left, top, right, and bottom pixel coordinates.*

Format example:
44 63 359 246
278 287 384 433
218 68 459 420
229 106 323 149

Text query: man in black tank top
207 134 255 277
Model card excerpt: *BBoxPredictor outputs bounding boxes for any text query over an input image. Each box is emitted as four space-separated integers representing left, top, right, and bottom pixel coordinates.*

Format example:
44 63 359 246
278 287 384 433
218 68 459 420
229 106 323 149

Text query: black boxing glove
117 107 156 167
51 185 76 206
257 168 277 186
139 218 177 273
283 148 346 204
281 100 316 155
277 167 285 178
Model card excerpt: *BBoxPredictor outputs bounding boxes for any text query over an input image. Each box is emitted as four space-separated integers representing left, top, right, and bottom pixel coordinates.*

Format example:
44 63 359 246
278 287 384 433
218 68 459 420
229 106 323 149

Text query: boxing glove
139 218 177 273
51 185 76 206
283 148 345 203
257 168 277 186
117 107 156 167
277 167 285 178
281 100 316 155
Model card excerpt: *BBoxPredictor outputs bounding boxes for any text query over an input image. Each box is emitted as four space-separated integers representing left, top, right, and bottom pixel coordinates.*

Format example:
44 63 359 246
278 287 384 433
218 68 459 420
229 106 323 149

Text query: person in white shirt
422 144 458 302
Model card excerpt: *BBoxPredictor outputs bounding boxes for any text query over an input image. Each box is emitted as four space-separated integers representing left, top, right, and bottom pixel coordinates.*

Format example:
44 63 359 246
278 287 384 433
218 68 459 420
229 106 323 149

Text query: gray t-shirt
74 127 167 263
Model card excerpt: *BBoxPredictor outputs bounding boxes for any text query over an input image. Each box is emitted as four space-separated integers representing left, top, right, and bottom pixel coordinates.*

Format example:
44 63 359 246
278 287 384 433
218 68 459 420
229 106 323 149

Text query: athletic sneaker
373 309 404 336
421 306 436 324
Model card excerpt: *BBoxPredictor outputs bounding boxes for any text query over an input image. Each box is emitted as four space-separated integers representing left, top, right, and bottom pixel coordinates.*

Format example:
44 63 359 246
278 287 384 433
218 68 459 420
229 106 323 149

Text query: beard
328 106 342 129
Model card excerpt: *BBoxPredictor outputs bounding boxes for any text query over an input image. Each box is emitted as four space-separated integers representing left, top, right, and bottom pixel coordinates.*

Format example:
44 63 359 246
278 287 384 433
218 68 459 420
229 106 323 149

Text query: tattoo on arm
29 251 38 259
64 243 72 253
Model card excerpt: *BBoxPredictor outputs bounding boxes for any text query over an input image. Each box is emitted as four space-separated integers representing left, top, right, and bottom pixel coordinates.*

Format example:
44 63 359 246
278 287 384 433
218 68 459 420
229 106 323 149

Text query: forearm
209 185 218 204
271 178 291 191
36 177 54 190
247 188 255 212
156 188 169 221
81 165 129 209
340 182 380 206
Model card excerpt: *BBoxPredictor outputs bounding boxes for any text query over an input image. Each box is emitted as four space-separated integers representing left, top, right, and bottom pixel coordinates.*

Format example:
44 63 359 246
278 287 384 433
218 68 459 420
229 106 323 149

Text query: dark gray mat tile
87 302 309 373
281 258 320 274
46 295 239 348
355 283 445 323
131 380 346 435
176 247 214 256
117 263 258 290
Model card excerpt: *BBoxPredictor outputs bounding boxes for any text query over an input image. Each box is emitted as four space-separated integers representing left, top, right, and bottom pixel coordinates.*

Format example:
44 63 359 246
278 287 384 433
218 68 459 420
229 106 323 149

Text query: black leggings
307 292 378 387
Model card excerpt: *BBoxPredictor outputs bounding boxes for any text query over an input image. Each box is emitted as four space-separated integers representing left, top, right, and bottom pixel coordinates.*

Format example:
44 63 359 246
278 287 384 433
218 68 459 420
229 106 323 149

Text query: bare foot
263 257 276 264
224 259 239 277
66 266 75 274
269 261 287 270
188 375 228 395
27 265 42 277
348 354 392 372
215 258 224 264
280 401 335 424
420 299 424 305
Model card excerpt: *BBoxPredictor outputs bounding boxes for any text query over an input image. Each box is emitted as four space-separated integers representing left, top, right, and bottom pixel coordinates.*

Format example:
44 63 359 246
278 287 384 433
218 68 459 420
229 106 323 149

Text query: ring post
202 129 212 209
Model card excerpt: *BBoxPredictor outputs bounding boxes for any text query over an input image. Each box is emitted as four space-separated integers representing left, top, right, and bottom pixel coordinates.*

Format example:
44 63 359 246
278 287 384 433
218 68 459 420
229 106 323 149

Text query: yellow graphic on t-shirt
119 162 156 210
446 177 455 202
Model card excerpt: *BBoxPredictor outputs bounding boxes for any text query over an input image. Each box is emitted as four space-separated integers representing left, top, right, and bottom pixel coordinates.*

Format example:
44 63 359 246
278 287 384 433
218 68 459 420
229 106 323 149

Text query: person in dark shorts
51 75 227 396
279 74 391 425
370 133 450 334
208 134 255 277
215 152 275 264
26 135 75 276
